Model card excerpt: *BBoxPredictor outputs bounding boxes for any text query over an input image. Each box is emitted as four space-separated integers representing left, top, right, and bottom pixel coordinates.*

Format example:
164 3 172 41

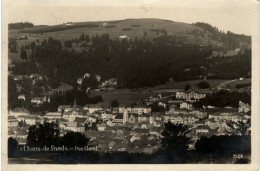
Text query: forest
9 33 251 89
9 22 34 30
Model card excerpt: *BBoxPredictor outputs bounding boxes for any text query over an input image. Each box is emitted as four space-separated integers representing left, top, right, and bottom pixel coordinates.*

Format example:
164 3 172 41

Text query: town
8 84 251 154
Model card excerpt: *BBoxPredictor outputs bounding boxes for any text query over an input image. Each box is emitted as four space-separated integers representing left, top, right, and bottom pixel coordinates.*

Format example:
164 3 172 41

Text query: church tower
123 110 128 124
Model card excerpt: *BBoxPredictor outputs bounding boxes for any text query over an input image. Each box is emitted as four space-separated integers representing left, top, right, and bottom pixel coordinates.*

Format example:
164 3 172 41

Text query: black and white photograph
2 0 259 169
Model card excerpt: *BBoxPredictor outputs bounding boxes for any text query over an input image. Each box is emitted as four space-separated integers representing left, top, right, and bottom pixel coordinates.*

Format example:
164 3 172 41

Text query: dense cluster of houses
8 88 251 153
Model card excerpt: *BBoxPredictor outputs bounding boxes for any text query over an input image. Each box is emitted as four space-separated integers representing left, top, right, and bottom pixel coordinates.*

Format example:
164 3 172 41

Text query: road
216 79 238 90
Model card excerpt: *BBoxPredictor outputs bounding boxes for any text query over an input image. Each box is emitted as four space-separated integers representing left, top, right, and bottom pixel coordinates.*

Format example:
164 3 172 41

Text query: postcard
2 0 259 170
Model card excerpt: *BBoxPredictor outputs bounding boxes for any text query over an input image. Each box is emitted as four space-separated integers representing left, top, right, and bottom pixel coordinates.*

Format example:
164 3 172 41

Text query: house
18 94 26 101
101 112 113 121
58 105 71 112
44 112 62 119
9 108 30 117
191 110 208 119
66 121 85 133
238 101 250 113
88 115 97 123
132 106 151 114
59 122 68 131
108 141 116 150
97 123 107 131
119 35 130 39
128 113 138 123
130 135 141 143
30 73 43 81
180 101 193 110
112 113 123 124
77 78 83 85
31 97 48 105
119 105 151 115
137 113 150 123
158 101 167 108
149 95 160 102
196 125 210 134
22 115 41 125
176 88 212 101
8 130 16 138
74 117 88 125
8 116 19 127
194 120 205 127
16 129 28 139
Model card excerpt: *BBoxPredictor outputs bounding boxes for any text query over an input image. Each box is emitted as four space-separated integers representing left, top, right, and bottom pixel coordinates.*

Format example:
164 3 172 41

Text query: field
153 79 228 90
90 79 228 107
218 78 251 90
8 18 217 47
90 88 173 107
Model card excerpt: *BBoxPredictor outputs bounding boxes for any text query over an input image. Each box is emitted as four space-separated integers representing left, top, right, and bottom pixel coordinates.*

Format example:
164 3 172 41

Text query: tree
8 137 18 157
81 75 99 91
20 46 27 60
8 76 19 110
184 84 191 91
27 122 60 147
197 81 210 89
195 135 251 158
62 132 89 148
150 102 165 112
157 122 191 163
111 100 119 108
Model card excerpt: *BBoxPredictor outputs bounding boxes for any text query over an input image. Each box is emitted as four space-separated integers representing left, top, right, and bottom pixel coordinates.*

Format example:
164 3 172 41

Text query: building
176 88 212 101
8 116 19 127
238 101 250 113
18 94 26 101
196 125 211 134
17 115 41 125
44 112 62 119
66 122 85 133
180 101 193 110
9 108 30 117
119 105 151 115
31 97 49 105
97 123 108 131
112 113 123 124
101 112 114 121
137 114 150 123
58 105 71 112
123 111 129 124
128 113 138 123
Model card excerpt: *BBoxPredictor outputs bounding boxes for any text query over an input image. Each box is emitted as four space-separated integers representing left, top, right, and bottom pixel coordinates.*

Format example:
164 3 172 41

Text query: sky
4 0 259 35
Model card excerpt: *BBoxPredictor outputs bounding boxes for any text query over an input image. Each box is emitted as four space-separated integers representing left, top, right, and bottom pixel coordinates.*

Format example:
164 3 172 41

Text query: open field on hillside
219 78 251 90
153 79 228 90
90 79 228 106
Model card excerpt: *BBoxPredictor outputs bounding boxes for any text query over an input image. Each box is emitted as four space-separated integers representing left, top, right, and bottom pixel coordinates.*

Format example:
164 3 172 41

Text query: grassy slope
91 79 229 107
10 18 206 43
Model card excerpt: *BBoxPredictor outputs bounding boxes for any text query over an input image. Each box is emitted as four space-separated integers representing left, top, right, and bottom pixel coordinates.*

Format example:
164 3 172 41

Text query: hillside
9 18 251 50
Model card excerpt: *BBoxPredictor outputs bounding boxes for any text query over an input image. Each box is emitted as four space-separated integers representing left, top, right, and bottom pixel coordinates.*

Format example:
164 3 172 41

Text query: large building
119 105 151 115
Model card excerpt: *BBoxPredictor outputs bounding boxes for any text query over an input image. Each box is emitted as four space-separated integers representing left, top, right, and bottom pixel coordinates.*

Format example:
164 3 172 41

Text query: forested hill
8 19 251 89
12 18 251 50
